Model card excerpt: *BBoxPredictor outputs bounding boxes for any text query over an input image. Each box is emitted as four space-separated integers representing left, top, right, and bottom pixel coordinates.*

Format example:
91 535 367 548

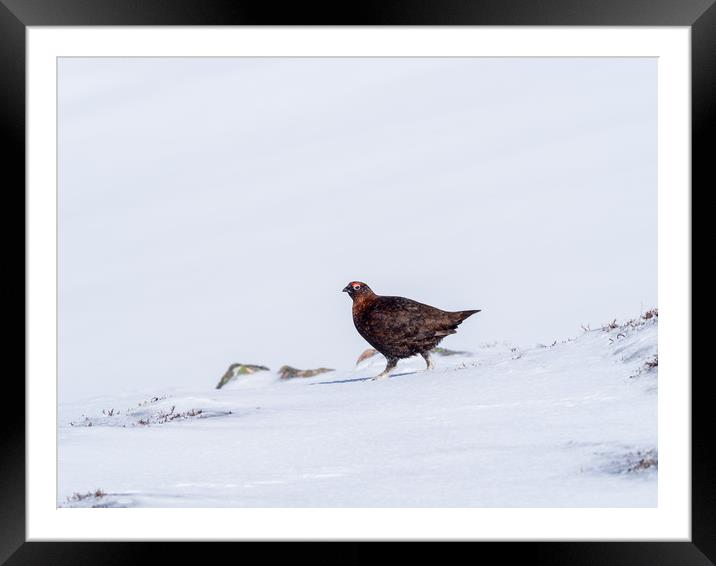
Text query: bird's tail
452 309 481 325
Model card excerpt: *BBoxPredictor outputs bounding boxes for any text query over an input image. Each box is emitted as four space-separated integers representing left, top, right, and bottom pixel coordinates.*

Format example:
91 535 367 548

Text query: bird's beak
342 285 351 293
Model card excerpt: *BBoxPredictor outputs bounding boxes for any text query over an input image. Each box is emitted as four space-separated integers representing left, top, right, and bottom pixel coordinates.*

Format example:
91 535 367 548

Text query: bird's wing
367 296 455 340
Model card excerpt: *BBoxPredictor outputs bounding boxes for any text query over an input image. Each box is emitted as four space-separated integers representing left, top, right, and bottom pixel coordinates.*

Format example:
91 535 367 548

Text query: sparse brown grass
69 416 93 427
67 489 106 502
594 308 659 345
602 319 619 331
137 406 206 426
626 450 658 472
69 394 221 427
137 395 167 407
642 308 658 320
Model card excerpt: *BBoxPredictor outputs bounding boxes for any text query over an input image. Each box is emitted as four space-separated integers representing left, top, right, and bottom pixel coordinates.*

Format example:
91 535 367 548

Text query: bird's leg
372 357 398 381
421 351 435 370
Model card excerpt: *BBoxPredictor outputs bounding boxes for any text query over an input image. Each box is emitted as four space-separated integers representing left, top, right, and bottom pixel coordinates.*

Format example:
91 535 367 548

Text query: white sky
58 57 656 401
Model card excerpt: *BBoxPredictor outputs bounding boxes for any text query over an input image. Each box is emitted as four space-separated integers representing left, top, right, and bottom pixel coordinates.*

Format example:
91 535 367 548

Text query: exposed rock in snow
278 366 334 380
356 348 379 365
431 346 472 357
216 363 270 389
356 346 471 365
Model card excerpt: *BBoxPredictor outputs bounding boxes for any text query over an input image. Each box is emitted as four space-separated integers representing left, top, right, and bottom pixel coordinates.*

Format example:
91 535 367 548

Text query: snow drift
58 311 657 508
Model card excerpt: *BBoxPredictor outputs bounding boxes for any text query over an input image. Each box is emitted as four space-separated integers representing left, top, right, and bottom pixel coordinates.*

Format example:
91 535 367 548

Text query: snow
58 314 657 508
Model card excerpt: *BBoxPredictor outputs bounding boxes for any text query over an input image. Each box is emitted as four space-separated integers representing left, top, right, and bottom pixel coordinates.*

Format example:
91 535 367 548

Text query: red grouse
342 281 480 380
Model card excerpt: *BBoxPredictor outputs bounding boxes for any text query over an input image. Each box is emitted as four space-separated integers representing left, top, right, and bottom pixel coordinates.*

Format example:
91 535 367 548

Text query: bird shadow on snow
386 371 419 379
312 371 418 385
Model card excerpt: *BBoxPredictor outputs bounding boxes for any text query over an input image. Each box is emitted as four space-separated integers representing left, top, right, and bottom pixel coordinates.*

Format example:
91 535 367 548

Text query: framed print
5 0 709 563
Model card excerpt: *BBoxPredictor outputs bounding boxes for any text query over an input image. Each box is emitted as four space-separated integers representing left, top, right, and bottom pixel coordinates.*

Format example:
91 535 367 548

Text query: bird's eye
353 284 361 290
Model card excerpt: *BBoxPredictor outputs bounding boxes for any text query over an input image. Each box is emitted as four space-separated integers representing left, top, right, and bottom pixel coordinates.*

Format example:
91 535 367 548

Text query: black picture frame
3 1 708 563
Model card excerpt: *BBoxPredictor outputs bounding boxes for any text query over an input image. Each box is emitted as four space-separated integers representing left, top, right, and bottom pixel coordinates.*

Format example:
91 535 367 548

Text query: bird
342 281 480 380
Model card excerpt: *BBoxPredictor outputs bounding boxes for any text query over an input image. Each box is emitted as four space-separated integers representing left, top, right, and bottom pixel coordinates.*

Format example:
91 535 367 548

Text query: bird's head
342 281 373 300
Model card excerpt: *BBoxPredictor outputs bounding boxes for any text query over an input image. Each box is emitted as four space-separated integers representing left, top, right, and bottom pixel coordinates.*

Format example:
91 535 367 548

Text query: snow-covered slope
58 313 657 508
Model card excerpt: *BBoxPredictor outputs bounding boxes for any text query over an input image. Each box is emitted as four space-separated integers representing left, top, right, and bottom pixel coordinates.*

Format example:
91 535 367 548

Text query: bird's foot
370 372 390 381
422 353 435 370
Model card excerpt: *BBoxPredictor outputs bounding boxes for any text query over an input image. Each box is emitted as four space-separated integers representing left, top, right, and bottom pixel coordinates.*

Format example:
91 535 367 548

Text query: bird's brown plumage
342 281 480 379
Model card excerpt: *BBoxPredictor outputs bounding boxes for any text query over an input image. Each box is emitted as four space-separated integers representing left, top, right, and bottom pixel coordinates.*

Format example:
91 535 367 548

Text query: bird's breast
351 294 376 317
351 297 377 333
